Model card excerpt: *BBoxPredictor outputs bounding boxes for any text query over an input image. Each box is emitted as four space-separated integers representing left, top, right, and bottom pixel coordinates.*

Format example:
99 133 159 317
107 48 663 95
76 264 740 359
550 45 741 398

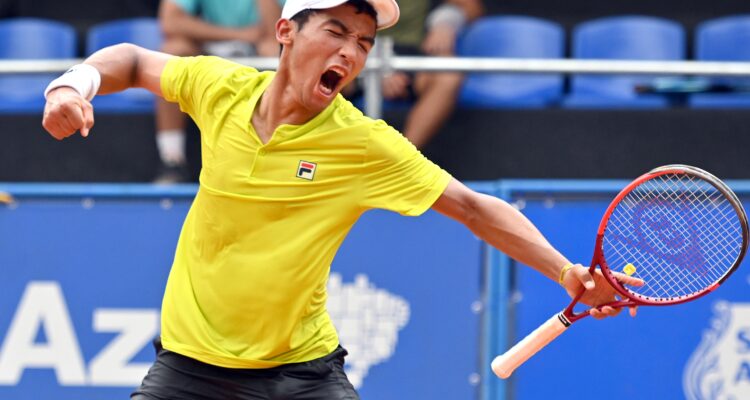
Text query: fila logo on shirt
296 161 317 180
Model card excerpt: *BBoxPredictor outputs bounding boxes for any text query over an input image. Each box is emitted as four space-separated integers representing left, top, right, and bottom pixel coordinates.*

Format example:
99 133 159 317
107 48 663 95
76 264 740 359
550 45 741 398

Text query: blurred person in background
154 0 282 183
349 0 483 149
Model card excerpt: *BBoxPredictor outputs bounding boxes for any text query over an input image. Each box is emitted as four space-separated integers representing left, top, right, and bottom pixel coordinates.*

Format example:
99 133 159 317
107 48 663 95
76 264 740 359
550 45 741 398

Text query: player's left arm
431 178 639 317
432 178 570 281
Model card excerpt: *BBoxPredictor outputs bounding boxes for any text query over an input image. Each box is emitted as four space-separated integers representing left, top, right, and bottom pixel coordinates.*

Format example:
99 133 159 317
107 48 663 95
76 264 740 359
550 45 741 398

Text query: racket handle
491 312 571 379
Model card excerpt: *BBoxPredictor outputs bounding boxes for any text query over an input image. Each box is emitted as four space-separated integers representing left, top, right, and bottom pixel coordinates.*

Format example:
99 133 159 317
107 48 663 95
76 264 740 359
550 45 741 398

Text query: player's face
286 5 376 111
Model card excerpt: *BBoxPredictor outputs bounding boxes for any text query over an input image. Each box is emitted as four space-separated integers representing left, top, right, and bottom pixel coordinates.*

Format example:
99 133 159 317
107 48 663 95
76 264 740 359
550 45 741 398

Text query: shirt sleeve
169 0 199 15
361 120 452 216
160 56 249 122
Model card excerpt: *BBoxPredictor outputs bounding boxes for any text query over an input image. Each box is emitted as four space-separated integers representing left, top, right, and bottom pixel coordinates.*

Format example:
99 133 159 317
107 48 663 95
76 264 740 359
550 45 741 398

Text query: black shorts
131 339 359 400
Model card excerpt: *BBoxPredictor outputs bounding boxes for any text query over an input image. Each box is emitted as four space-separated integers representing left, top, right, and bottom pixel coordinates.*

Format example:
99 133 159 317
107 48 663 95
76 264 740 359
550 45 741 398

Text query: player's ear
276 19 294 46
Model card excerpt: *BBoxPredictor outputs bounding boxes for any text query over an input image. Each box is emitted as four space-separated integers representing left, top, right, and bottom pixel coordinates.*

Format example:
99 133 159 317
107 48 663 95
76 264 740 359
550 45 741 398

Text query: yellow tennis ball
623 263 636 276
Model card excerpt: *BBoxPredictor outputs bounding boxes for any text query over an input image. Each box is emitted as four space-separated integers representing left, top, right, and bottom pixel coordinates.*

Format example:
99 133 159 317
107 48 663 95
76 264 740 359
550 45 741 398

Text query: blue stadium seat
86 18 163 113
562 16 686 109
689 15 750 108
0 18 76 113
457 16 565 108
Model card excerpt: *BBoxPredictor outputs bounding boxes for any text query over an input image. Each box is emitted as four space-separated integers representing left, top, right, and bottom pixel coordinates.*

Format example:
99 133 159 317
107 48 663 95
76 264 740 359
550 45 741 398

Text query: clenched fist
42 87 95 140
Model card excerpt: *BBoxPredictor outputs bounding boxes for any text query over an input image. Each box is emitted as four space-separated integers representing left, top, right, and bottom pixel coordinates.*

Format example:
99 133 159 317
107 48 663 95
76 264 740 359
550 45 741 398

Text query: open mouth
319 69 344 96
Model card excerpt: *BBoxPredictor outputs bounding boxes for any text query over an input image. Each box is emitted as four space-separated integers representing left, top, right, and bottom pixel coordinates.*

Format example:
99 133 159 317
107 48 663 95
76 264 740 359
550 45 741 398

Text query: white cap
281 0 400 30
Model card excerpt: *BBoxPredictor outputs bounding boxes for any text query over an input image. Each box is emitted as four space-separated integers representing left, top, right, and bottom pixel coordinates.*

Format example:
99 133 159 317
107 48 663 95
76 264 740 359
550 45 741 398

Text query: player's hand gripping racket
492 164 749 379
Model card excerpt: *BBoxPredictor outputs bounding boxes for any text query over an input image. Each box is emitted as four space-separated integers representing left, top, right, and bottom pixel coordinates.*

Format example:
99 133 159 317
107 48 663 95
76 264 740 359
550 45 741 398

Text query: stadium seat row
458 14 750 109
0 17 161 113
1 15 750 113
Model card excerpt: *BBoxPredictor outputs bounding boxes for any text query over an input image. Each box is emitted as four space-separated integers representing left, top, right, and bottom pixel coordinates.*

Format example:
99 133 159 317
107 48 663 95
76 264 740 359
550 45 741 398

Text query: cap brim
369 0 400 30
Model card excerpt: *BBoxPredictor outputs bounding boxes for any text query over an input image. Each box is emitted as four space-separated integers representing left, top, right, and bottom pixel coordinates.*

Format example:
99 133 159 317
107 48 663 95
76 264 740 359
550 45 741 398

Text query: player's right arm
432 178 642 318
42 44 173 140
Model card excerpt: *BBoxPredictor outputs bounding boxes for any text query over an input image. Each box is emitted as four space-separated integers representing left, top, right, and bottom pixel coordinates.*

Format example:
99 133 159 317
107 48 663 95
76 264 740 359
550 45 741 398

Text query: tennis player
41 0 643 398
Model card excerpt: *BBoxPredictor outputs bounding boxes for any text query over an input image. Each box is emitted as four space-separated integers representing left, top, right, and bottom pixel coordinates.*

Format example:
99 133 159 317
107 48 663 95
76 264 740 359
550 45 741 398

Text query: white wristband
426 4 467 31
44 64 101 101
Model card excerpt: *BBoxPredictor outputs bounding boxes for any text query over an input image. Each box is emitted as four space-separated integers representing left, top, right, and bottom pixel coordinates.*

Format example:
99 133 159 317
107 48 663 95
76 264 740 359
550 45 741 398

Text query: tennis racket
492 164 749 379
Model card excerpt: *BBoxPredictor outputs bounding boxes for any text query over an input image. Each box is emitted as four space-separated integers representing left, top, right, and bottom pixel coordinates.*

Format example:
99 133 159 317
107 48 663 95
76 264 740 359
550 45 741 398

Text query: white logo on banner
327 273 410 389
683 297 750 399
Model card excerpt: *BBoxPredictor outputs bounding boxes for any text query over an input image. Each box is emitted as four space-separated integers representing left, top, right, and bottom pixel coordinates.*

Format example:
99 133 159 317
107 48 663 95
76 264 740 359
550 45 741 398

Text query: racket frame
597 165 747 305
563 165 748 323
493 164 749 379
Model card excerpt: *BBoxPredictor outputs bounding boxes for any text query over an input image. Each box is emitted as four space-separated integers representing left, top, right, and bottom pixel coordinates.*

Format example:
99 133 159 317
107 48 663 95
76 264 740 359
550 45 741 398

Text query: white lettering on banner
327 273 410 389
737 361 750 383
739 328 750 353
0 277 409 389
0 281 159 387
684 301 750 399
0 282 87 385
88 309 159 386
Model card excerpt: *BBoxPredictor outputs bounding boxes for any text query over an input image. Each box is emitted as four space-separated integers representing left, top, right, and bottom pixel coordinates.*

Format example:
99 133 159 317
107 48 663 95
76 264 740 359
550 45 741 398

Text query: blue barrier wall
0 184 489 399
493 180 750 400
3 180 748 400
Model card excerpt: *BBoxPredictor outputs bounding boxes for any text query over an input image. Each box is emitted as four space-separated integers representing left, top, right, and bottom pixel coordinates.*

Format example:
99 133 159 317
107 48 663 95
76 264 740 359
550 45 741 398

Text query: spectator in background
368 0 483 149
154 0 281 183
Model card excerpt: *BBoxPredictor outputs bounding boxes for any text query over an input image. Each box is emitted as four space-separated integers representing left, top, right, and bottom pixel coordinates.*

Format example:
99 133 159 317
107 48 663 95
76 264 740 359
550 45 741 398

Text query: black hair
280 0 378 54
291 0 378 30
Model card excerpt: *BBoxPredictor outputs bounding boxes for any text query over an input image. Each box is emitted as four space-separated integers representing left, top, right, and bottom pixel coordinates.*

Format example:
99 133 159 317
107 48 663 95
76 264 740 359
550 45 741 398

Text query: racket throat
556 312 572 327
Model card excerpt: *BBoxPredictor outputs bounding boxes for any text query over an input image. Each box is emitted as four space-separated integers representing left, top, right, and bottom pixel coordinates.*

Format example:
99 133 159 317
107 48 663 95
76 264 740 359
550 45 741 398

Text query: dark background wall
2 1 750 182
3 108 749 182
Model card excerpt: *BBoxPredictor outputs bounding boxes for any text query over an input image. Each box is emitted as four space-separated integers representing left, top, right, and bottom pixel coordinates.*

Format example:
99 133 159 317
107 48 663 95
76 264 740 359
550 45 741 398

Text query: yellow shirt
159 56 451 368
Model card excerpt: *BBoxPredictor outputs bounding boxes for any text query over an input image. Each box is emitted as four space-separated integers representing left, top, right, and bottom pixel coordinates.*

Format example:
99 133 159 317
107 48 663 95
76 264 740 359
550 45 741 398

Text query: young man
42 1 642 398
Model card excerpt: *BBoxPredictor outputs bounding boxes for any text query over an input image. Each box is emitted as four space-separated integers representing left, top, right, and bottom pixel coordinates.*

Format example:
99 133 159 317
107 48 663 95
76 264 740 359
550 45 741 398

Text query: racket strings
627 175 738 292
634 178 734 290
603 173 743 301
615 175 738 296
612 188 722 296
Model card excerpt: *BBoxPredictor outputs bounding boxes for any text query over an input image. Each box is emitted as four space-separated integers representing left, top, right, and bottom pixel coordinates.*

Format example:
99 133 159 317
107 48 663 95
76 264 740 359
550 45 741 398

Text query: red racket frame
560 164 748 325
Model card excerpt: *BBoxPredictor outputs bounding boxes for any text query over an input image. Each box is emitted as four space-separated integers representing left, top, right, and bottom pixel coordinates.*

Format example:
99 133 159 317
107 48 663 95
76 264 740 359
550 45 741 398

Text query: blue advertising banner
0 185 193 400
332 208 483 399
10 179 746 400
0 184 486 399
496 181 750 400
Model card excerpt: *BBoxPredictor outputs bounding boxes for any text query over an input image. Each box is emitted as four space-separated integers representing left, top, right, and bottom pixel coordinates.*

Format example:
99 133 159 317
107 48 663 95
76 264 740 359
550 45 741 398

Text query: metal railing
3 39 750 118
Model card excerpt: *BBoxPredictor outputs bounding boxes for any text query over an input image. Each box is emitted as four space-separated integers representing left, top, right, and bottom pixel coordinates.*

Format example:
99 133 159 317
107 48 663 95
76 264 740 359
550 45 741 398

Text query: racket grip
491 312 571 379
